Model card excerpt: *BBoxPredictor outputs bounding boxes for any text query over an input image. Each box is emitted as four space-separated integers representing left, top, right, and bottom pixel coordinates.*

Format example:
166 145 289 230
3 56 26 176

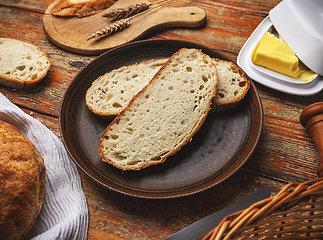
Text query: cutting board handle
300 102 323 177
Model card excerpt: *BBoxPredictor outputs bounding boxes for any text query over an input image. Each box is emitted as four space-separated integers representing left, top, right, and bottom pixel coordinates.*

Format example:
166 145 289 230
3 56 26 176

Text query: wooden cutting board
43 0 206 55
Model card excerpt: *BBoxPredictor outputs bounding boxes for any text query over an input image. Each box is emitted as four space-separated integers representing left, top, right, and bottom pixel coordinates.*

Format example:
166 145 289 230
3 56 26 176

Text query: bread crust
99 48 218 170
0 38 51 89
0 120 46 240
51 0 117 17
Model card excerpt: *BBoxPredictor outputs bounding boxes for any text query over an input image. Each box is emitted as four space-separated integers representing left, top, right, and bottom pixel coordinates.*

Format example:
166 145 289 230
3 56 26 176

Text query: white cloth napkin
0 93 89 240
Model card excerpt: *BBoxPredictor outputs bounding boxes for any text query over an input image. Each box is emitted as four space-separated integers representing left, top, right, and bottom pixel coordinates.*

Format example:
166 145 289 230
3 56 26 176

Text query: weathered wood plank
82 169 287 240
0 0 53 12
153 0 282 60
243 84 323 183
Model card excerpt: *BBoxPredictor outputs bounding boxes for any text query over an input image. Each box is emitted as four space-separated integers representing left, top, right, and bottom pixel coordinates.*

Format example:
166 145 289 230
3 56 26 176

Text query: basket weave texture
202 178 323 240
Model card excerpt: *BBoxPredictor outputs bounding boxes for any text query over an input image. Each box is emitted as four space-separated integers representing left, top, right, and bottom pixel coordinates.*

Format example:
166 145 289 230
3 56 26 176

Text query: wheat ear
103 0 172 21
87 0 173 41
87 18 130 41
103 3 152 21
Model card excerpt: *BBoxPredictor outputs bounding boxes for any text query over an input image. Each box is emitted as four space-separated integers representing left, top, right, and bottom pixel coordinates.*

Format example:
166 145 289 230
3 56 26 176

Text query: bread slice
98 48 218 170
86 58 168 120
0 38 51 89
210 59 250 112
86 57 249 118
51 0 117 17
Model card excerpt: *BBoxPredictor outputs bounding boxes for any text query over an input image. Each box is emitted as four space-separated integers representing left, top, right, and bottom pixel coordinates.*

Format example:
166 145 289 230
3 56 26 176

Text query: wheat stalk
87 18 130 40
87 0 172 41
103 0 172 21
103 3 152 21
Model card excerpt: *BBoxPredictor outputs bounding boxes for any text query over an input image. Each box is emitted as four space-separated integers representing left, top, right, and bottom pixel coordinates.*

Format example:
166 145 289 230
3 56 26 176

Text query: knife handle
300 102 323 177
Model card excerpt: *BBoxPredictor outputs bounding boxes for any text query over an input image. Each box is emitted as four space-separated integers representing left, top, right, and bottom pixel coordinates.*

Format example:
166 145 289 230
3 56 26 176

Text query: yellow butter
252 32 304 78
298 69 317 82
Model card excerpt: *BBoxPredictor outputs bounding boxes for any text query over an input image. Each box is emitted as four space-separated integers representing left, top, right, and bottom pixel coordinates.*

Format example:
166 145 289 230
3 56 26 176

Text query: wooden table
1 0 322 239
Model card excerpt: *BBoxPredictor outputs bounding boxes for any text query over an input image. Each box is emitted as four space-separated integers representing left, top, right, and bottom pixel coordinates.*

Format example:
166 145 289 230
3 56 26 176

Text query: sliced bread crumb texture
86 58 168 120
86 57 250 119
211 59 250 112
99 48 218 170
0 38 51 89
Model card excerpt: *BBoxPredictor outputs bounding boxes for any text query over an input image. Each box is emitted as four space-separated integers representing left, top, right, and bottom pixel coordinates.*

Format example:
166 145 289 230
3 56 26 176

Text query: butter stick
252 32 304 78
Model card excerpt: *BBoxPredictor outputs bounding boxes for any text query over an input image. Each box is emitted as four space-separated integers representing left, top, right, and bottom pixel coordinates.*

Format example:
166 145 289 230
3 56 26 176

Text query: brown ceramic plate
59 39 263 199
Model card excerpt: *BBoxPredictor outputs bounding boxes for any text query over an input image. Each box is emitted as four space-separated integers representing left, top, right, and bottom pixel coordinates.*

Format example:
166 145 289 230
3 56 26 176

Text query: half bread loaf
86 58 168 120
0 38 51 89
98 48 218 170
0 120 46 240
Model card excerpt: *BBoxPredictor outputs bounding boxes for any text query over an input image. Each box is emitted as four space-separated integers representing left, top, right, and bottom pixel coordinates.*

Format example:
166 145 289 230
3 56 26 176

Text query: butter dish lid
269 0 323 76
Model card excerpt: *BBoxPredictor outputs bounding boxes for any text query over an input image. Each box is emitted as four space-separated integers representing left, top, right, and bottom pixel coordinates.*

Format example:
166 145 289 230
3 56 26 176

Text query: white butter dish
237 17 323 96
237 0 323 96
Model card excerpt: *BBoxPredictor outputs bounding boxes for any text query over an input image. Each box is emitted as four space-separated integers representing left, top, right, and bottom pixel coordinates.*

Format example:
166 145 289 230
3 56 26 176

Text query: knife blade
165 187 271 240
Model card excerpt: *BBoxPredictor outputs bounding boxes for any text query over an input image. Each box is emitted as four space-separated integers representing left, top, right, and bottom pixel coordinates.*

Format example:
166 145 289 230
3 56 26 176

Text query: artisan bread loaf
0 120 46 240
99 48 218 170
210 59 250 112
86 58 168 120
0 38 51 89
51 0 117 17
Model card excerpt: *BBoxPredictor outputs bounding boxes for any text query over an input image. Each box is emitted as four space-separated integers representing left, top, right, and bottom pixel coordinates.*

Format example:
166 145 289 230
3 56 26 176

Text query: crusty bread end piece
86 58 168 120
51 0 118 17
0 38 51 89
99 48 218 170
210 59 250 113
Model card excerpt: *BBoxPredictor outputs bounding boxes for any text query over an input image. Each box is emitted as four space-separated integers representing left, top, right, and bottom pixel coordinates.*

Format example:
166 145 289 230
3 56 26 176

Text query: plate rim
59 39 263 199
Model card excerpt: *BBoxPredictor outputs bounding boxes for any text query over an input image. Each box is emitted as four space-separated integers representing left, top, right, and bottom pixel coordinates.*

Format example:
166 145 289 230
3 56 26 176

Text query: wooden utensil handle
300 102 323 177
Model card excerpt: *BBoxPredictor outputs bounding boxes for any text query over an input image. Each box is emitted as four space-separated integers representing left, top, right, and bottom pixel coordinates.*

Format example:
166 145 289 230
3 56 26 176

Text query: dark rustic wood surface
1 0 322 239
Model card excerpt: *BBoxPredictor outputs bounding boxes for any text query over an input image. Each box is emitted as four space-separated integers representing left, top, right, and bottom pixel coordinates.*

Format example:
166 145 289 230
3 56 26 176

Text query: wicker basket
202 178 323 240
202 103 323 240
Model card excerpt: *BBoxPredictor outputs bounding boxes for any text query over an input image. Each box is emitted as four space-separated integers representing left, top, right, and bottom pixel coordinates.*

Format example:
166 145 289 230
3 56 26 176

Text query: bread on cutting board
51 0 118 17
0 38 51 89
0 120 46 240
98 48 218 170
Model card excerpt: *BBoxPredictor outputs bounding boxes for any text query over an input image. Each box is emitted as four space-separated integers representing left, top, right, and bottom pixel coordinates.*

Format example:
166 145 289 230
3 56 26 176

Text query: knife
165 187 271 240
